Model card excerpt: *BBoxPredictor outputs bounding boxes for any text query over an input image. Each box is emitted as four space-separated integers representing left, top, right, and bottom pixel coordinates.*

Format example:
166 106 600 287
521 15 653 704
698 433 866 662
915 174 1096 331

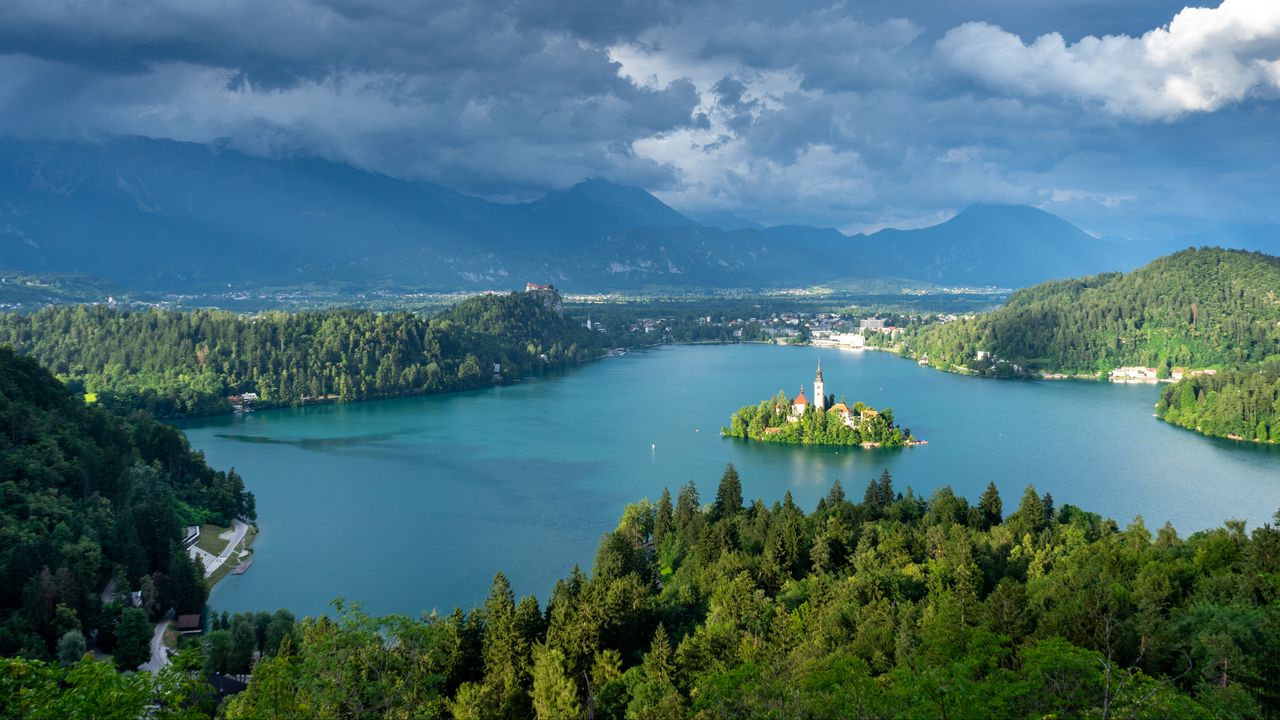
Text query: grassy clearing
196 524 231 556
206 525 258 589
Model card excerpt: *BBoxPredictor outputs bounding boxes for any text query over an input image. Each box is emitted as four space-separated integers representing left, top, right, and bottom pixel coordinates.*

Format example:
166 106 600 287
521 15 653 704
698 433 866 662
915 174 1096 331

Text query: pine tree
711 463 742 522
826 479 846 505
1009 486 1047 539
978 482 1003 529
530 644 582 720
654 488 674 547
674 481 701 543
864 469 894 518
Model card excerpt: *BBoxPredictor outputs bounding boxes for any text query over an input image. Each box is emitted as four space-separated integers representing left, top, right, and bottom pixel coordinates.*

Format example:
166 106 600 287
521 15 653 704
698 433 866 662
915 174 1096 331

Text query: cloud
0 0 701 196
936 0 1280 120
0 0 1276 237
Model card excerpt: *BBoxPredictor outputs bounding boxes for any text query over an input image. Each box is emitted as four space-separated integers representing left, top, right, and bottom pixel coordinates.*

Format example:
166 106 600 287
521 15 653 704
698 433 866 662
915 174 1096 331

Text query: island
722 360 922 447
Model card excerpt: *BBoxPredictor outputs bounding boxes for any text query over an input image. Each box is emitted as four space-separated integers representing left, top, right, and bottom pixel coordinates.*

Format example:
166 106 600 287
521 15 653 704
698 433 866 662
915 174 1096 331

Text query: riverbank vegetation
7 462 1277 718
1156 363 1280 444
0 348 251 662
723 393 915 447
0 288 606 417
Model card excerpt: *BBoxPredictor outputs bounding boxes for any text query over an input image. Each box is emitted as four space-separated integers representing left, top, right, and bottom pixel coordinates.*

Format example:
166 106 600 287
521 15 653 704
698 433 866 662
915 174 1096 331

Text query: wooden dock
231 559 253 576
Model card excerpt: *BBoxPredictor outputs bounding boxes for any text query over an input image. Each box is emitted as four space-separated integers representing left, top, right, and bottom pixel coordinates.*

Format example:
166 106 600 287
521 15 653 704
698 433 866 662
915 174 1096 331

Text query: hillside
1156 364 1280 444
0 289 606 417
1 136 1162 293
0 347 247 658
908 248 1280 376
6 465 1279 717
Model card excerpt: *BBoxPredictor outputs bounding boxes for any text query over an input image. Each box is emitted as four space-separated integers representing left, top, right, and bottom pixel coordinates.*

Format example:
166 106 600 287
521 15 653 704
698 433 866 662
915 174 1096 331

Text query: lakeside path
190 519 251 578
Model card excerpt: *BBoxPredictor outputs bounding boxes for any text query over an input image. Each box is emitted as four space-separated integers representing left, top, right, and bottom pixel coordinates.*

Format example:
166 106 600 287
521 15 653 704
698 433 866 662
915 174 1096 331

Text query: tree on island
723 395 915 447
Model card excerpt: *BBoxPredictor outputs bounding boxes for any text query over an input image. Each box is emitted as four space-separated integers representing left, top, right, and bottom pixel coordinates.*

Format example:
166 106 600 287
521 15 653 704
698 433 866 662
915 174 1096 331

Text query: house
975 350 990 361
1109 366 1159 382
860 318 886 332
175 614 203 634
828 401 857 428
525 283 552 292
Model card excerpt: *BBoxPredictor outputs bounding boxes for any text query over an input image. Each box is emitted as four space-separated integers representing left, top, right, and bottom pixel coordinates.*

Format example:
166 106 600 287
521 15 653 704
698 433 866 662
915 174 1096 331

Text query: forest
5 460 1279 719
906 248 1280 377
905 248 1280 442
0 347 250 662
1156 363 1280 444
723 393 914 447
0 288 606 417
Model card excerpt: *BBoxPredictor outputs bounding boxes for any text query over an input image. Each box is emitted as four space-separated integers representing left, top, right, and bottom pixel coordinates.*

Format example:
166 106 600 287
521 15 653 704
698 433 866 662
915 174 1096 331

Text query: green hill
909 248 1280 377
0 289 604 417
0 347 248 659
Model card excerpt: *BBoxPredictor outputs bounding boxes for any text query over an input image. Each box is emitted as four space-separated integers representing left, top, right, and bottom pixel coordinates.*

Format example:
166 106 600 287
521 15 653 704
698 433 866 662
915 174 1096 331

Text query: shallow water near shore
179 343 1280 618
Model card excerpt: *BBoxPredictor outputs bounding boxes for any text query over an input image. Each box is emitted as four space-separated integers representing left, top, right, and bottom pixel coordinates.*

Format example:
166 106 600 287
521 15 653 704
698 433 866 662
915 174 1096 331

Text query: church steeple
813 357 826 411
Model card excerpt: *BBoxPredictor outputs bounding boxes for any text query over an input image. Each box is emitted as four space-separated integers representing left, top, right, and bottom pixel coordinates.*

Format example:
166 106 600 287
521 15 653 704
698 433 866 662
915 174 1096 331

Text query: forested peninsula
4 458 1278 718
0 288 605 418
1156 363 1280 444
723 393 916 447
905 248 1280 443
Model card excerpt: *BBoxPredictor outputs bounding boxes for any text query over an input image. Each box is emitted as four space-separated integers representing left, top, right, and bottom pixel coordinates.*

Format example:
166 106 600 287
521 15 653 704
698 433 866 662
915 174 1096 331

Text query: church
787 359 874 429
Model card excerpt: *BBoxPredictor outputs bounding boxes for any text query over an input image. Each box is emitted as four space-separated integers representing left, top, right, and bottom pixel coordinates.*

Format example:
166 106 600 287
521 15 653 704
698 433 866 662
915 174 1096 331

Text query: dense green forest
907 248 1280 378
6 463 1278 718
0 289 606 417
723 393 914 447
1156 364 1280 444
0 347 249 661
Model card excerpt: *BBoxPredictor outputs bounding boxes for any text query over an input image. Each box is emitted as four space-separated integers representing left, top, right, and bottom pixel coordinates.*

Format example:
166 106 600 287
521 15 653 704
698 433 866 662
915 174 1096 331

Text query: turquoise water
182 344 1280 618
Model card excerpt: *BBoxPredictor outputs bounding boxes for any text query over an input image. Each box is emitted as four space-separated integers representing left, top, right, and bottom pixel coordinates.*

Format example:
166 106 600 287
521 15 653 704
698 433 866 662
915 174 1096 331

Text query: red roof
793 389 808 406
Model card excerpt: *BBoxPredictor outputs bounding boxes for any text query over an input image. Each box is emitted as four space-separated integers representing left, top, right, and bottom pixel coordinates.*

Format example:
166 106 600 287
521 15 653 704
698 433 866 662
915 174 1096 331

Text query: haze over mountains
1 137 1272 294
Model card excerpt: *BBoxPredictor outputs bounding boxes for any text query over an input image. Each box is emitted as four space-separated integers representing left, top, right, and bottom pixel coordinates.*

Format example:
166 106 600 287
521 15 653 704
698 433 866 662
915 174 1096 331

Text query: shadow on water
212 432 402 448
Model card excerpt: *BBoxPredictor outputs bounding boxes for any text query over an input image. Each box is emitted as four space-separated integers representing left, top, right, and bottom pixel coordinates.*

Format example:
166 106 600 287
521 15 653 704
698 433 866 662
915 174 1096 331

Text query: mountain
865 204 1121 288
0 136 1244 293
908 247 1280 376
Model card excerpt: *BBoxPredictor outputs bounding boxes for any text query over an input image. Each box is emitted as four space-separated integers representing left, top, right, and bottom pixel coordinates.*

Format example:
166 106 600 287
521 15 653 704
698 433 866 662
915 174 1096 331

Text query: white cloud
936 0 1280 120
1045 188 1138 209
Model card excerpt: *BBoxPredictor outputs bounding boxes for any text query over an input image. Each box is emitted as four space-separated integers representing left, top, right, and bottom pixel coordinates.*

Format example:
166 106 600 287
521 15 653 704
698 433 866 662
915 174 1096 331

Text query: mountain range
1 136 1273 293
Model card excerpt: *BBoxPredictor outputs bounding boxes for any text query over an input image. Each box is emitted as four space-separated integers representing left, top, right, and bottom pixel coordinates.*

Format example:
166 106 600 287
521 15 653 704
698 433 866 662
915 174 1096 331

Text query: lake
182 343 1280 619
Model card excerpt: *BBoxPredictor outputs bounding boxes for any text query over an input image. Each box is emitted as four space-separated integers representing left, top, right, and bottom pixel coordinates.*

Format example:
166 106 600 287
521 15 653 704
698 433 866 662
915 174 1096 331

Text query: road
189 519 251 578
140 610 174 672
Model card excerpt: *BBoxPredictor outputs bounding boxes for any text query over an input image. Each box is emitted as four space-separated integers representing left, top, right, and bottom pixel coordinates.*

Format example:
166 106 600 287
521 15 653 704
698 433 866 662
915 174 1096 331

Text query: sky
0 0 1277 238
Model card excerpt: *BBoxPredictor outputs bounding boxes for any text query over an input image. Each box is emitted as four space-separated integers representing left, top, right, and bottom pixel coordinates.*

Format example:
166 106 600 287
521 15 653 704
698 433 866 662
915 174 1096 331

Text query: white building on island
784 359 877 429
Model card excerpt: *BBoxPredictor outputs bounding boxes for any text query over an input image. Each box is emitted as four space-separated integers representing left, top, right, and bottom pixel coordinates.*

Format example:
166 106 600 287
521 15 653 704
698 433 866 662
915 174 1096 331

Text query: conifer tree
978 481 1003 529
711 463 742 522
654 488 673 547
530 644 581 720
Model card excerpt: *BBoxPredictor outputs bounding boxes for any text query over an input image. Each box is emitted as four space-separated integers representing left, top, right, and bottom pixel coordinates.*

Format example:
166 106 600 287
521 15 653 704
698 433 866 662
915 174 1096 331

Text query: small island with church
722 360 924 448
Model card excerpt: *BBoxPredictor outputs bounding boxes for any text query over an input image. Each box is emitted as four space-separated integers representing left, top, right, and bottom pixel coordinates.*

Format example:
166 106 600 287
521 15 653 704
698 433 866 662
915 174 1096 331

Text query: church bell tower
813 358 826 411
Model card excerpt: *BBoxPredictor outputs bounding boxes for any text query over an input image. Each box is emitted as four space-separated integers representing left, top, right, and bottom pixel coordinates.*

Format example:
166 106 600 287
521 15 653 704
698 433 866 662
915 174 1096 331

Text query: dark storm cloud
0 0 1276 234
0 0 701 194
